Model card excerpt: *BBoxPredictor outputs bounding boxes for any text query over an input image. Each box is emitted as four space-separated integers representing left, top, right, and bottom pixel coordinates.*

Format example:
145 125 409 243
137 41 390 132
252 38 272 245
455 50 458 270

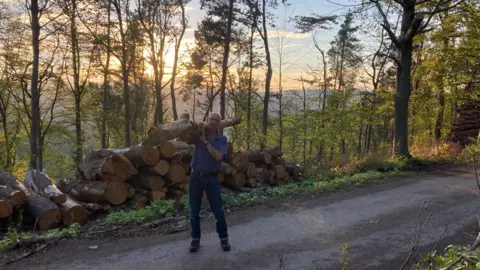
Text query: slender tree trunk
101 0 111 148
247 24 254 150
357 125 363 155
169 0 186 121
260 0 272 144
219 0 234 119
29 0 41 170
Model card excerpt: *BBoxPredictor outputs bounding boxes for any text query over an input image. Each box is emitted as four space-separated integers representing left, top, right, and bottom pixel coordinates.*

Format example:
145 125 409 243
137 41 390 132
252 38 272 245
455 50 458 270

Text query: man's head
206 112 221 130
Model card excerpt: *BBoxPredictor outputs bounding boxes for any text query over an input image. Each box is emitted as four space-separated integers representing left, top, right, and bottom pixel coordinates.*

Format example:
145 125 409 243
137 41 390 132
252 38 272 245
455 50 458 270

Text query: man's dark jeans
189 172 228 240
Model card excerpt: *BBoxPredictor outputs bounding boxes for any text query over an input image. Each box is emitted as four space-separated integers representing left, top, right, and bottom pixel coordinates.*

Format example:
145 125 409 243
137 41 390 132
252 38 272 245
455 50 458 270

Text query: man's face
207 114 221 130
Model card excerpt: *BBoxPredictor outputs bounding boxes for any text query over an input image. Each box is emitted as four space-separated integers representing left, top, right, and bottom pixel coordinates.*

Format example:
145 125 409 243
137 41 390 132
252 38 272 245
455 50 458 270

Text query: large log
136 189 166 201
24 170 66 204
61 196 88 226
77 150 137 182
142 159 170 176
135 195 148 209
263 146 283 159
128 174 166 191
247 149 272 165
222 162 236 175
68 180 127 205
109 145 160 167
145 114 242 146
0 184 27 206
167 163 186 184
26 192 62 230
224 173 246 190
0 172 29 194
170 140 195 159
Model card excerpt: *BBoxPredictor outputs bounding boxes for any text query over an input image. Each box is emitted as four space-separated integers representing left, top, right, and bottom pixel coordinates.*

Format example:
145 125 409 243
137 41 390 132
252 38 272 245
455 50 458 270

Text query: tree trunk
394 42 413 157
219 0 234 119
247 24 254 150
24 170 66 204
29 0 41 170
260 0 272 144
101 0 111 148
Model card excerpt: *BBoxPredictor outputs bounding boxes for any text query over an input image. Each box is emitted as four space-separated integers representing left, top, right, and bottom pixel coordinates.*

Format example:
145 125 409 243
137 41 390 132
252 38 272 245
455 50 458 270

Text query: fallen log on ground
26 192 62 230
61 196 88 226
25 170 66 204
247 149 272 166
0 172 29 193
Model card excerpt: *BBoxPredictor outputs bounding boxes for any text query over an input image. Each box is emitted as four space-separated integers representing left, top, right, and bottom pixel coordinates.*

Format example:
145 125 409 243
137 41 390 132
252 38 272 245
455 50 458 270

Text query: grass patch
420 245 480 269
0 223 82 252
106 200 175 225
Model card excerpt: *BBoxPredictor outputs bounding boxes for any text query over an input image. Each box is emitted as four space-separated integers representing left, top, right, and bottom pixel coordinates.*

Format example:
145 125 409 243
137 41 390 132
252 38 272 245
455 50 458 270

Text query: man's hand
199 127 208 144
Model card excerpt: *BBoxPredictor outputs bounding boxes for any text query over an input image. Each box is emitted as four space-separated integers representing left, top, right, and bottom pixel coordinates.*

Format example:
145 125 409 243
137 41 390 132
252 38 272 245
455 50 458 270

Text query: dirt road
6 167 480 270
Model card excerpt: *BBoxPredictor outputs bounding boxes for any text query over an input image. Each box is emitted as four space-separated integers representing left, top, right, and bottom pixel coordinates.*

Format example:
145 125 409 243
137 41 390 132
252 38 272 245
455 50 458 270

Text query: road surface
7 167 480 270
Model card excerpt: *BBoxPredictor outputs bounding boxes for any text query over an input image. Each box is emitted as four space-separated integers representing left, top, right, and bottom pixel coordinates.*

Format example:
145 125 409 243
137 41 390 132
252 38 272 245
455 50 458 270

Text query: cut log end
0 200 13 218
168 164 186 184
152 160 170 176
105 182 128 205
62 197 88 226
39 209 62 230
159 141 178 159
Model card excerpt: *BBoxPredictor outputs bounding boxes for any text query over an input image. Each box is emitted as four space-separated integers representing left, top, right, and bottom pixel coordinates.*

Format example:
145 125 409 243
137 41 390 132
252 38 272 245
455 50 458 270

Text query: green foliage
106 200 175 225
422 245 480 269
0 223 82 252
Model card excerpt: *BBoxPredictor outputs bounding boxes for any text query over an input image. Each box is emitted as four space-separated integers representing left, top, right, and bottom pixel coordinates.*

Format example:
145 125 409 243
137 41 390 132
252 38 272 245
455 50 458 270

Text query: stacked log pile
449 99 480 146
0 113 303 231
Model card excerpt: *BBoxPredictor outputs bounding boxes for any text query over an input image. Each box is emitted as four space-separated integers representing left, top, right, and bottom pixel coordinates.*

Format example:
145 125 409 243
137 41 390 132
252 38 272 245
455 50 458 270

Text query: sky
179 0 376 91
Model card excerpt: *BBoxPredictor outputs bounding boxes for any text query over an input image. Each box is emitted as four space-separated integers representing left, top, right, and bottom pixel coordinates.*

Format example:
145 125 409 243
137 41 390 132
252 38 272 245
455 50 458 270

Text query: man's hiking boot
220 239 231 252
189 239 200 253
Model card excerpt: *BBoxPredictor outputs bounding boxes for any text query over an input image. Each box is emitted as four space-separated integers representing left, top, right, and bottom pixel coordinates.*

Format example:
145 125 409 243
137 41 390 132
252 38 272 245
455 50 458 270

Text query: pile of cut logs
449 98 480 146
0 113 301 231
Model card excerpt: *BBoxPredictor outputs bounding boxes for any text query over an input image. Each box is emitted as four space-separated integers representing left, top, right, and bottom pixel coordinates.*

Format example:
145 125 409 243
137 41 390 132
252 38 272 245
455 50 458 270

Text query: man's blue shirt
190 129 227 173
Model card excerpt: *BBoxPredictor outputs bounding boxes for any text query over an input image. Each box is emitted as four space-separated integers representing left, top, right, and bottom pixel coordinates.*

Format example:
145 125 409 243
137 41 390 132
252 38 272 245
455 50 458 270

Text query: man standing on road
189 112 230 253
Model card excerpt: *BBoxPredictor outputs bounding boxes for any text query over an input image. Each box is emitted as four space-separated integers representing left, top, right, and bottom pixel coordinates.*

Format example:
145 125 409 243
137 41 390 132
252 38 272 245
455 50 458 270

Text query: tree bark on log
222 162 236 175
77 150 137 182
247 149 272 165
0 172 29 194
24 170 66 204
68 180 127 205
144 115 242 146
136 189 166 201
263 146 283 159
0 185 27 206
125 183 135 198
109 145 160 167
26 192 62 230
78 202 112 212
224 173 246 190
61 196 88 226
128 174 166 191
